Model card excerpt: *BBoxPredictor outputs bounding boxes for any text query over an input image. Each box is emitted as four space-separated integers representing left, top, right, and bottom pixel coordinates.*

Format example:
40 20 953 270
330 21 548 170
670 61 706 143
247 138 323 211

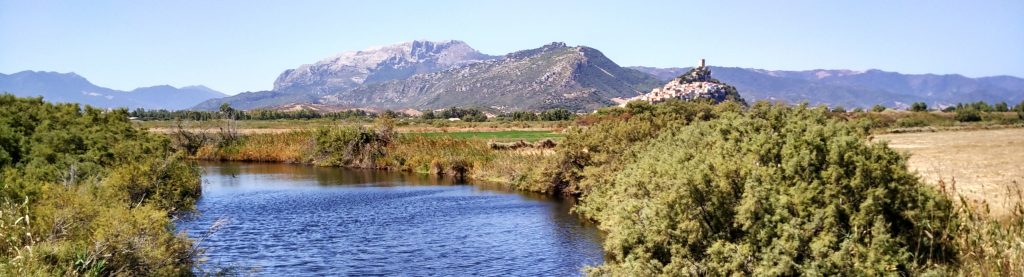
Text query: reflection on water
177 162 604 276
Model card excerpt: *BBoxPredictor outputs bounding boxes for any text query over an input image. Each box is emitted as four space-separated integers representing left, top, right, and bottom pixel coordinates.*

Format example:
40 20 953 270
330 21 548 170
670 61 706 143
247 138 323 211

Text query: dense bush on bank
541 101 1023 275
0 94 201 275
575 103 955 275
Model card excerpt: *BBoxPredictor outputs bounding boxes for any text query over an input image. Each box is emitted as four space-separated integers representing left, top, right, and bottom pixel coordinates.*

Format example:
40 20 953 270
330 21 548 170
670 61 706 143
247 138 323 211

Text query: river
177 162 604 276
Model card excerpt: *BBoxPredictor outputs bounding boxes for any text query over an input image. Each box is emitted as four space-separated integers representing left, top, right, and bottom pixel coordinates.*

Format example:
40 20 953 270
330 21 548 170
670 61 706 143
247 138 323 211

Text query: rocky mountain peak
273 40 497 94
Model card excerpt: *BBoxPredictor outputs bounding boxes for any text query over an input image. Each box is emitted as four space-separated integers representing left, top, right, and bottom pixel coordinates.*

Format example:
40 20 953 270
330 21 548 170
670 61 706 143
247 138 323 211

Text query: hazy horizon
2 0 1022 95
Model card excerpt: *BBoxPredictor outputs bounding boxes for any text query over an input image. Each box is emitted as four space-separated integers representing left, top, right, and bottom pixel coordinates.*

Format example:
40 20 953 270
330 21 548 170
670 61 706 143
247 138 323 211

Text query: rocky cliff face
320 42 662 111
273 40 497 94
625 61 744 105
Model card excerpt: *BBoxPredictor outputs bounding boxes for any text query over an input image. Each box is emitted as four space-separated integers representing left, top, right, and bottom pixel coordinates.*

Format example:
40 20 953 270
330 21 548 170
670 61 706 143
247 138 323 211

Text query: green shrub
541 100 736 196
579 104 956 275
0 94 201 275
954 108 982 122
910 102 928 112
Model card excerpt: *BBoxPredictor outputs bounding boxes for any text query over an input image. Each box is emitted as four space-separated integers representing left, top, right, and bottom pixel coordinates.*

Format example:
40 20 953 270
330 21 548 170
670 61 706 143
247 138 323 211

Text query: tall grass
934 179 1024 275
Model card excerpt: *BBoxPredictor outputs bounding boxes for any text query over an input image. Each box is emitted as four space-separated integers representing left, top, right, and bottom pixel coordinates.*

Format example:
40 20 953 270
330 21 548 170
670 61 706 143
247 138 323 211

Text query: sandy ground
876 128 1024 216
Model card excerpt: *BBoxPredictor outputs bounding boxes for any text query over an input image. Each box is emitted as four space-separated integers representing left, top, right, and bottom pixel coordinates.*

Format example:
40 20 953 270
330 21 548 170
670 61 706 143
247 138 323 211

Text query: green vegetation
129 97 1023 276
407 130 563 141
534 100 1023 275
0 94 201 275
574 103 952 275
910 101 928 112
130 106 371 121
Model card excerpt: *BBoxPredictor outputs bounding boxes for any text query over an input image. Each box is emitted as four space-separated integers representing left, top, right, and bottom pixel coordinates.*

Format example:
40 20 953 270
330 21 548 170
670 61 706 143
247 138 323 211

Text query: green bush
0 94 200 275
910 102 928 112
954 108 982 122
541 100 738 196
579 104 955 275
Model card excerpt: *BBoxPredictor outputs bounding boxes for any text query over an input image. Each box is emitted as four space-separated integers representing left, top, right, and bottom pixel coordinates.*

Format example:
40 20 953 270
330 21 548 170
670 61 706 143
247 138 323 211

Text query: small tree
219 103 237 119
955 108 982 122
994 102 1009 112
910 102 928 112
871 104 886 112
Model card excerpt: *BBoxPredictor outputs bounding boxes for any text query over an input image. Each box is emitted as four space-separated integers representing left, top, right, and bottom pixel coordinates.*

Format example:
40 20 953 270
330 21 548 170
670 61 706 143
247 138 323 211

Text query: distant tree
831 106 846 113
910 102 928 112
219 103 237 119
971 101 993 112
955 108 982 122
871 104 886 112
852 107 864 113
380 110 400 119
539 108 573 121
941 106 956 113
1016 101 1024 119
994 102 1009 112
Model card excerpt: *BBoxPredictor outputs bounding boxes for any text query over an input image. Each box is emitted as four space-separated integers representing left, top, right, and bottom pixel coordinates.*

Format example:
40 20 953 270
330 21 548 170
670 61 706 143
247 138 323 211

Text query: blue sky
1 0 1022 94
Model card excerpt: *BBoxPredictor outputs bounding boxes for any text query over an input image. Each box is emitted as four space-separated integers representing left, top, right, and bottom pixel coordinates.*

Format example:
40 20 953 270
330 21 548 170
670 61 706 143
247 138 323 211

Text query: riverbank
176 124 554 195
168 101 1024 275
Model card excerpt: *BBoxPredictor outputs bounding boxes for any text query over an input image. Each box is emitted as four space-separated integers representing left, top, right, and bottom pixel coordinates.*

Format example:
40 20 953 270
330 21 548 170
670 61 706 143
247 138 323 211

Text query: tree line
130 104 577 122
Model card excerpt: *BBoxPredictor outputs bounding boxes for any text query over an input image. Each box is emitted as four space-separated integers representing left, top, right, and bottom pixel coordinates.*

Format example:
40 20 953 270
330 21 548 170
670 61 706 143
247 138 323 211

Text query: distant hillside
630 66 1024 108
196 41 661 112
274 40 498 94
195 40 498 111
0 71 225 110
324 42 662 111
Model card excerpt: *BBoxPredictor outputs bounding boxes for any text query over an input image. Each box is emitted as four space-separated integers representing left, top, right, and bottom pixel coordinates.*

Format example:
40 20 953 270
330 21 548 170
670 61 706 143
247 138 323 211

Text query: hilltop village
624 59 745 105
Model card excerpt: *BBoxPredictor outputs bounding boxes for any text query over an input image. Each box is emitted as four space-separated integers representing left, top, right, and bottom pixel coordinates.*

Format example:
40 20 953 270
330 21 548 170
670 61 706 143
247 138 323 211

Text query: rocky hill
195 40 498 110
0 71 225 110
624 60 744 105
630 66 1024 108
323 42 662 111
274 40 497 94
196 41 661 112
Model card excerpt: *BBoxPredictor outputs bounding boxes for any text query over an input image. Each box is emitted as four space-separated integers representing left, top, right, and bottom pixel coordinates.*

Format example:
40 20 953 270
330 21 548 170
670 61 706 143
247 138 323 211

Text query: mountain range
4 40 1021 112
0 71 226 110
194 41 661 111
630 66 1024 109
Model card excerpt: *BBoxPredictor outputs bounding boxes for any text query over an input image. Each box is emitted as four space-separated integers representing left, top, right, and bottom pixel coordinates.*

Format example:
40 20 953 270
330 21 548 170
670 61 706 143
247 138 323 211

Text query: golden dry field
877 128 1024 216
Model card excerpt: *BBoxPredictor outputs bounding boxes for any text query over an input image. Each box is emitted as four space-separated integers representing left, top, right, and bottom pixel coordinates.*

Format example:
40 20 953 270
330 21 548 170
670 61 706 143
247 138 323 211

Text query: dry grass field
876 128 1024 216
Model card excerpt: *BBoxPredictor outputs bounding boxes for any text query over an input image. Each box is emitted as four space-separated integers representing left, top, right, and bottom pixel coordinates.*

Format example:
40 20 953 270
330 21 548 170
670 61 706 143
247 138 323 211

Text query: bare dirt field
876 128 1024 216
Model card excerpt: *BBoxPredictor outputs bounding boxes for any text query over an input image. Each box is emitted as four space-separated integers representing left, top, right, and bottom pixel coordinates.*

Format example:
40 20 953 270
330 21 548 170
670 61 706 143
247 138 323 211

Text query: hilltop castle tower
700 58 705 68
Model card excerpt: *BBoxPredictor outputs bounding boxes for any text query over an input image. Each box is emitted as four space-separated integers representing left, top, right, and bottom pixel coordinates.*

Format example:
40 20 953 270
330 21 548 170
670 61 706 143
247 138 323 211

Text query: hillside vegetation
0 94 202 275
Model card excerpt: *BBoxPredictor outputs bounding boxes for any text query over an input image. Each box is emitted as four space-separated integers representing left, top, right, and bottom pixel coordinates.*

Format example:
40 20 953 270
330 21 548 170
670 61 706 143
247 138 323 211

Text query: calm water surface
177 162 604 276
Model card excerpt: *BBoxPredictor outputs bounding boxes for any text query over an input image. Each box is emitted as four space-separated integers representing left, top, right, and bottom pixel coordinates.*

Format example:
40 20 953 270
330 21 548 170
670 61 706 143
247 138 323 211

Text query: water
177 162 604 276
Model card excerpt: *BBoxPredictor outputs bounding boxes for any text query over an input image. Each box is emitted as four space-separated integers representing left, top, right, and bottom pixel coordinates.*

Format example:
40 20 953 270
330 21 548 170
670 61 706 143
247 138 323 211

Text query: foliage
130 107 372 121
421 107 488 122
910 102 929 112
0 94 200 275
578 103 957 275
407 130 562 142
1016 101 1024 120
541 100 740 196
496 108 574 122
871 104 887 112
954 108 982 122
994 102 1009 112
312 119 396 168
